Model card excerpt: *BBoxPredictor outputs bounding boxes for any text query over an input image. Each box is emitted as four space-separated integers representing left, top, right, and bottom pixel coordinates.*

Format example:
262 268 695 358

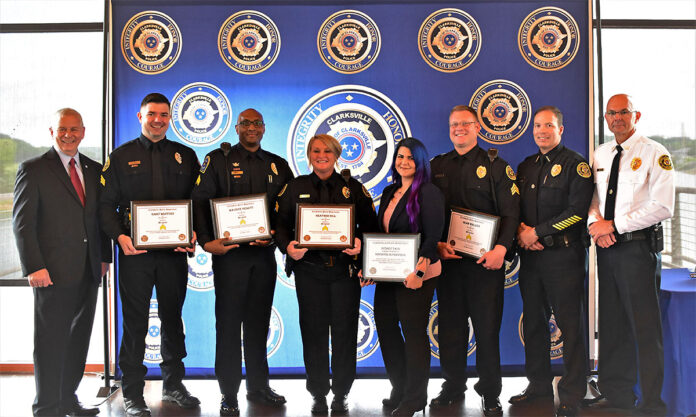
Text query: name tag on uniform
300 194 311 198
596 168 604 172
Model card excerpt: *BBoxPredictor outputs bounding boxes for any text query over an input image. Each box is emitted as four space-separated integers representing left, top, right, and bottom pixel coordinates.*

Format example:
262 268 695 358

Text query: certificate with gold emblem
447 207 500 258
210 193 271 244
362 233 420 282
295 203 354 249
131 200 193 250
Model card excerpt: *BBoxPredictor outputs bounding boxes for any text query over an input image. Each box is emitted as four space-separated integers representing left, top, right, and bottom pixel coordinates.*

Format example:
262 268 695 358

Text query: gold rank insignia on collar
102 157 110 172
175 152 182 164
233 162 240 167
631 157 642 171
342 186 350 198
551 164 562 177
476 165 487 178
100 175 105 186
271 162 278 175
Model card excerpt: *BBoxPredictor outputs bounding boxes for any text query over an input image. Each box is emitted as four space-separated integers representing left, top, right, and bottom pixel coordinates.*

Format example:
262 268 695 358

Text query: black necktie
151 141 165 200
604 144 623 221
319 180 331 203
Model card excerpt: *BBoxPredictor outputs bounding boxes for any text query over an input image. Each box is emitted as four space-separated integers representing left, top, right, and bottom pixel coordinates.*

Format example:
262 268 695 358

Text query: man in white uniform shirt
586 94 674 415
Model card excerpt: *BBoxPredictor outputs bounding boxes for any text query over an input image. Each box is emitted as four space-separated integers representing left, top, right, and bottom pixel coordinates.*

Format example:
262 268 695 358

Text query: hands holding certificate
476 244 507 270
204 230 276 255
287 237 361 261
119 231 198 255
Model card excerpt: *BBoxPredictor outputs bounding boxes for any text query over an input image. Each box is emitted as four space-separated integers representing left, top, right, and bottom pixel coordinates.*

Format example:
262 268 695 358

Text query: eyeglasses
449 121 477 128
605 110 635 117
237 120 265 127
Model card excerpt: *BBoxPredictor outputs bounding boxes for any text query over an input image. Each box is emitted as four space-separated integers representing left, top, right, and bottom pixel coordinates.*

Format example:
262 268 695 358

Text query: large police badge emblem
172 82 232 147
518 7 580 71
418 8 482 73
218 10 281 74
288 85 410 205
470 79 532 144
121 11 182 75
428 300 476 359
187 244 214 291
357 300 380 361
518 312 564 360
504 253 521 289
318 10 381 74
275 248 295 289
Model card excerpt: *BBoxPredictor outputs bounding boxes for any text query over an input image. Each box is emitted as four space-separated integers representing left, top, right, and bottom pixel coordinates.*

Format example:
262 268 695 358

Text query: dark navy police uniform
191 143 293 399
99 135 200 400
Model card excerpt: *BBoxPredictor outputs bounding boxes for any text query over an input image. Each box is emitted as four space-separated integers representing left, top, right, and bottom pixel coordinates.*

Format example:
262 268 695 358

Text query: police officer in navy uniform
275 134 378 415
430 105 519 417
510 106 593 417
191 109 292 416
99 93 200 417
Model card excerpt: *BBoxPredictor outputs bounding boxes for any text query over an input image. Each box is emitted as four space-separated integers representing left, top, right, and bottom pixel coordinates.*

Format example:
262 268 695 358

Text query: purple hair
391 137 431 232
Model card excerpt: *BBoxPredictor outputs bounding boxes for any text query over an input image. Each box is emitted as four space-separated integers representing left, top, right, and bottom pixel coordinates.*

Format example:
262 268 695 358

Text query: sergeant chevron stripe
552 215 583 230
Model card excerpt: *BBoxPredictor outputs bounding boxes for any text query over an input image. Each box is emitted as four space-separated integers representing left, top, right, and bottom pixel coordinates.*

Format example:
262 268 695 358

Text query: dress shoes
556 403 578 416
123 398 151 417
311 395 328 415
246 387 286 406
481 396 503 417
429 389 464 407
508 388 554 404
382 390 403 409
392 404 426 416
220 395 240 416
330 395 349 413
63 401 99 416
162 384 200 408
582 395 635 411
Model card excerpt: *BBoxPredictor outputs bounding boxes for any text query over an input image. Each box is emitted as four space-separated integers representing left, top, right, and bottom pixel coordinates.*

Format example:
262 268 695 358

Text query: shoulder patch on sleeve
362 185 371 198
511 183 520 195
576 162 591 178
200 155 210 173
658 154 673 170
506 165 516 180
102 157 110 172
278 183 288 197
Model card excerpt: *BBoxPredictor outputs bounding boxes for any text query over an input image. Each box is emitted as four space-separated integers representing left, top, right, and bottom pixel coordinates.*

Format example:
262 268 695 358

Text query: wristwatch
415 269 425 279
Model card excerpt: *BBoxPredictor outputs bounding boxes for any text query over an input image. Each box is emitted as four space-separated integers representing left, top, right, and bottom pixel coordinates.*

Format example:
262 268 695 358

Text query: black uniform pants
597 240 666 412
519 245 588 405
436 258 504 398
213 247 276 397
118 250 188 399
294 261 360 397
33 261 98 416
374 278 437 410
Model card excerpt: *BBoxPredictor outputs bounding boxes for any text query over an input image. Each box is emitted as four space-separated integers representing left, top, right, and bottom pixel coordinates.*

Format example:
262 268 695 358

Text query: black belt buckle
623 232 633 242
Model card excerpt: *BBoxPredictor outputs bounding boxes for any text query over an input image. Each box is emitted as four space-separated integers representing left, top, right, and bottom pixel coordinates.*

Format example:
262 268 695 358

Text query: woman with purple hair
362 137 445 416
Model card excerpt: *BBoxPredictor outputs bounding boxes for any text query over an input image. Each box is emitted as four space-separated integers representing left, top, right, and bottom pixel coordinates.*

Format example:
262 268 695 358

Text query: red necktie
69 158 85 206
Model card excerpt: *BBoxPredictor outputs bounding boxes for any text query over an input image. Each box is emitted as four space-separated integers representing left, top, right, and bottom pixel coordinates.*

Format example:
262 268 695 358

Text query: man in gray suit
13 108 112 416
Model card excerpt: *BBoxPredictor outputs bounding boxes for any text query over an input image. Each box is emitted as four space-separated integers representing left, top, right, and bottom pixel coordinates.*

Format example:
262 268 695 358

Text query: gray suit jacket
13 147 112 286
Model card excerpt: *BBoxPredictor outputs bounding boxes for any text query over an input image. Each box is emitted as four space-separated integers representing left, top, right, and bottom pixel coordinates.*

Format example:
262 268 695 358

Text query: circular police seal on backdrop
470 79 531 144
518 7 579 71
317 10 381 74
288 85 410 205
121 11 182 75
171 82 232 147
428 300 476 359
187 244 214 291
418 8 482 73
357 300 379 361
518 312 564 360
144 299 187 363
504 253 520 289
218 10 281 74
275 248 295 289
266 306 284 359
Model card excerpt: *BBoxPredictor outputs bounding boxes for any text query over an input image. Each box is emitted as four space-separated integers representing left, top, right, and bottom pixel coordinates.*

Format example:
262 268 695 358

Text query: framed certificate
295 203 354 249
210 193 271 244
447 206 500 258
130 200 193 250
363 233 420 282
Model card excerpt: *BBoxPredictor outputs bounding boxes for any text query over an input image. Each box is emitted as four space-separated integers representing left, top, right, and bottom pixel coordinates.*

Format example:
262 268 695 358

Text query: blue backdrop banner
111 0 590 378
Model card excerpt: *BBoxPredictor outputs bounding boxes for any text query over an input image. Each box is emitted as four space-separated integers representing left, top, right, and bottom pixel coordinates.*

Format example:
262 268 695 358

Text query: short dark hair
449 105 478 121
140 93 170 109
533 105 563 126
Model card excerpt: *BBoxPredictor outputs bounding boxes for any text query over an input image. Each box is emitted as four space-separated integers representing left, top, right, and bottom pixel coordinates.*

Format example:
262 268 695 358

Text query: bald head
235 108 266 151
605 94 641 143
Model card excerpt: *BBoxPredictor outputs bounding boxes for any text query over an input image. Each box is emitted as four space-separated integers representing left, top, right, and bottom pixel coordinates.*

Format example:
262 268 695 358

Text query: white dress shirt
54 145 85 191
588 131 675 234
